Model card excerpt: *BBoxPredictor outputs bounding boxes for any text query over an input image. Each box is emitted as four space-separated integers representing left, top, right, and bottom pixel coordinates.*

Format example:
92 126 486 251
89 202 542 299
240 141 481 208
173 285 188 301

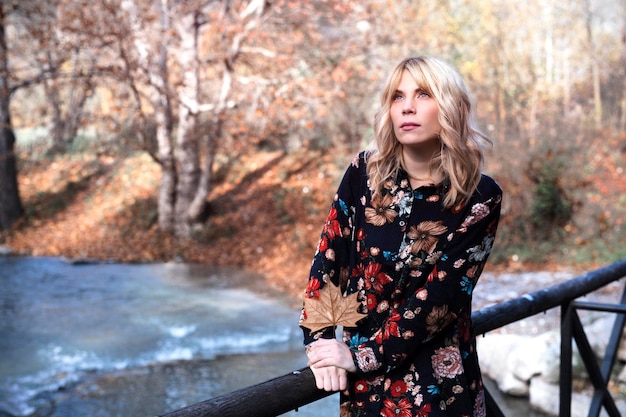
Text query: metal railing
560 285 626 417
157 259 626 417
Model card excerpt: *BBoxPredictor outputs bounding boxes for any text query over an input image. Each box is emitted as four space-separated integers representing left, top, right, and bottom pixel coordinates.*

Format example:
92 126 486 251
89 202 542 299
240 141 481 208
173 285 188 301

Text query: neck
401 145 440 184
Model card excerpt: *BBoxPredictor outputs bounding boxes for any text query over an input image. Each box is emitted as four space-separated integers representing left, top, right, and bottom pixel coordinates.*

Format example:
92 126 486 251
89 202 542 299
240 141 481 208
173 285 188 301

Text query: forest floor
2 149 351 299
1 145 623 300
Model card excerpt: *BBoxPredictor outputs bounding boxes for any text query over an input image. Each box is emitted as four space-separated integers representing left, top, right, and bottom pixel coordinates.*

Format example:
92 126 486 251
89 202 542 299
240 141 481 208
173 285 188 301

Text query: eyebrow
394 87 428 95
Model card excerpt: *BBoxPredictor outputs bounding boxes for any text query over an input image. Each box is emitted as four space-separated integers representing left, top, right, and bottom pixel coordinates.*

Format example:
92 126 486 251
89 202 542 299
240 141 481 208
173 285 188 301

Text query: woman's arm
300 154 364 345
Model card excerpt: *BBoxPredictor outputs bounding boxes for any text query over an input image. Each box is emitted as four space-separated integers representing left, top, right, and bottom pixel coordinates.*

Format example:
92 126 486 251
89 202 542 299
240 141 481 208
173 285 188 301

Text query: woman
299 56 502 417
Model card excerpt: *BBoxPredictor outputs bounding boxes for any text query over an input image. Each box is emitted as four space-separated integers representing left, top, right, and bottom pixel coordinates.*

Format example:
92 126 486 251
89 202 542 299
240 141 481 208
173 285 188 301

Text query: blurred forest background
0 0 624 296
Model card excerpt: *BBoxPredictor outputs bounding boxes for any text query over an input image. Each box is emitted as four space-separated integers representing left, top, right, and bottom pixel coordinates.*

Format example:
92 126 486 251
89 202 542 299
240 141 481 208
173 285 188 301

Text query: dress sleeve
299 154 364 345
351 180 502 374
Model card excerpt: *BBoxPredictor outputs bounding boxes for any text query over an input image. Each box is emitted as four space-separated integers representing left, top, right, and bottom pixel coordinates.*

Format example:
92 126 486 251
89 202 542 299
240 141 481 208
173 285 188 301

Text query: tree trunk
44 75 67 152
619 2 626 132
0 115 23 231
155 95 176 234
154 0 177 234
186 61 233 224
584 0 602 128
173 11 201 237
0 7 23 231
122 0 177 233
47 52 94 153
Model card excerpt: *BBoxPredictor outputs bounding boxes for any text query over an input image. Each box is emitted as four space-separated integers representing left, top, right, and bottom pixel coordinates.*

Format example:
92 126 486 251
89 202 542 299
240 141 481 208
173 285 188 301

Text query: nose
402 98 415 114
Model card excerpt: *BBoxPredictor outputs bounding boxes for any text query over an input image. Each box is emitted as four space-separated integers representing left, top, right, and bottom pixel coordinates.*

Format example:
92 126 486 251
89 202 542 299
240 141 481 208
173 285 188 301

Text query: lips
400 122 420 130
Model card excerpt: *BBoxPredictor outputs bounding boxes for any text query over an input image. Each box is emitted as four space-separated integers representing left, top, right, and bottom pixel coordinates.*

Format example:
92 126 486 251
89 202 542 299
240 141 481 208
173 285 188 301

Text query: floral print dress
300 152 502 417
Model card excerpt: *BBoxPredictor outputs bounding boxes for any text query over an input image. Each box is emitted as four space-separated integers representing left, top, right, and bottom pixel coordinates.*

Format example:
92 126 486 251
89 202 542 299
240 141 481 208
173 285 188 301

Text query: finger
316 368 329 391
334 371 344 391
339 371 347 391
313 358 332 368
317 378 325 390
312 369 325 390
327 373 338 392
307 352 322 367
307 347 326 362
310 358 330 369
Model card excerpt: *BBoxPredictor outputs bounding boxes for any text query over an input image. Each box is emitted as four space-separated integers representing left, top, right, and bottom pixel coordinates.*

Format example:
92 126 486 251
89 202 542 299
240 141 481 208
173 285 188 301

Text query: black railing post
570 309 615 413
560 301 574 417
588 295 626 416
570 286 626 417
559 285 626 417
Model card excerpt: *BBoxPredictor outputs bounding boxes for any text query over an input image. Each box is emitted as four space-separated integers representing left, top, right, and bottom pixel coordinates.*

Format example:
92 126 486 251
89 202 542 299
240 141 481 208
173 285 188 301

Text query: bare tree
119 0 176 233
584 0 603 128
621 0 626 131
0 3 23 231
0 0 106 230
42 50 95 153
117 0 273 237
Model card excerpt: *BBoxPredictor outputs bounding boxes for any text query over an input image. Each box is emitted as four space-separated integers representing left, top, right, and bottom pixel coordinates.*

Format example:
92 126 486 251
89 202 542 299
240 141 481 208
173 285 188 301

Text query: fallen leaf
301 281 367 333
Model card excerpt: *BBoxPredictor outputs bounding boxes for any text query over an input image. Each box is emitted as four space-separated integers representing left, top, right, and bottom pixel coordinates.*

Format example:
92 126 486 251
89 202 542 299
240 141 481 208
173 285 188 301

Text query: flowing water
0 256 537 417
0 256 341 416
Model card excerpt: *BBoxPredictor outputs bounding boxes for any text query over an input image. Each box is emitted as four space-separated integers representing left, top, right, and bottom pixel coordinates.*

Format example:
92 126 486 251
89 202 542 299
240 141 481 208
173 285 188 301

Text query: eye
417 91 431 99
393 92 404 102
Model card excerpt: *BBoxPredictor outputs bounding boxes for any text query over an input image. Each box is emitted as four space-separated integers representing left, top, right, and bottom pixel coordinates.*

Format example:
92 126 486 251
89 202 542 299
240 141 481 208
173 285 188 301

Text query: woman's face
390 69 441 151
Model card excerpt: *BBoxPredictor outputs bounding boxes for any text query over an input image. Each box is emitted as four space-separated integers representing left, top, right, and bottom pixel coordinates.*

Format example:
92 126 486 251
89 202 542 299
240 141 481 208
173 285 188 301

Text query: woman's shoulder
336 151 371 195
343 150 371 174
356 150 373 166
475 173 503 201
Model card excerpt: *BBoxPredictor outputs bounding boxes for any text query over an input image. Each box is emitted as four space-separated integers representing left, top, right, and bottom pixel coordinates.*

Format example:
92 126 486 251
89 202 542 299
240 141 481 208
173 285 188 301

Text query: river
0 255 541 417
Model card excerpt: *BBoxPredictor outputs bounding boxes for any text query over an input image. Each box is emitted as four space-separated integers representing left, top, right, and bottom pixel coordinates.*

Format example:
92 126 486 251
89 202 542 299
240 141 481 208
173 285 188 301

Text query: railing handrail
156 259 626 417
473 259 626 334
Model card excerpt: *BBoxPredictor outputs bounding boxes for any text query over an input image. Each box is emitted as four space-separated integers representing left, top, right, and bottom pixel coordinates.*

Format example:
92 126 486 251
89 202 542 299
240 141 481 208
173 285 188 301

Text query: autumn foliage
1 0 625 296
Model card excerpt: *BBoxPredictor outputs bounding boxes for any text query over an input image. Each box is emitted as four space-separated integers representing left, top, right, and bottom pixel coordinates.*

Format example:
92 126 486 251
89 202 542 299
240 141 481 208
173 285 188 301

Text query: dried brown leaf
301 281 367 333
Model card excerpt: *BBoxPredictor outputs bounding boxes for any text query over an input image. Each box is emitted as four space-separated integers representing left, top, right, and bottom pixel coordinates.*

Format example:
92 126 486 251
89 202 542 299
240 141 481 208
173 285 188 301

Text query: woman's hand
309 364 348 391
307 338 357 372
306 338 357 391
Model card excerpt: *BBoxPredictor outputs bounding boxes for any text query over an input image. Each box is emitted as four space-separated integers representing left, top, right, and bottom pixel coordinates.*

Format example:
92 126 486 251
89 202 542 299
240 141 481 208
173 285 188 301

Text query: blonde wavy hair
366 56 492 207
